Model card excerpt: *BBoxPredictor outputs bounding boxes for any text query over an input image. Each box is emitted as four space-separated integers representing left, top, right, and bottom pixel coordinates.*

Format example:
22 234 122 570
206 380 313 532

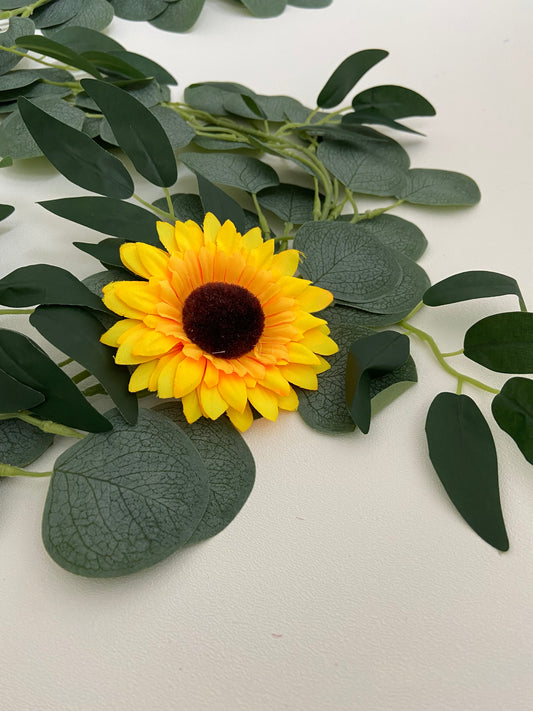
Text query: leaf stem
0 308 34 315
163 187 175 221
251 193 271 238
0 411 86 438
0 0 54 19
0 462 52 478
133 193 172 220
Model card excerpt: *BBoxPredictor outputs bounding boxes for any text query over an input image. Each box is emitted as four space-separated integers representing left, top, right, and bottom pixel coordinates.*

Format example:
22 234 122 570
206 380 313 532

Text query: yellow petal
297 285 333 313
182 389 202 423
174 357 206 398
216 219 239 253
199 382 228 419
156 354 181 399
198 245 215 283
247 384 279 421
300 327 339 355
217 373 248 412
129 360 158 392
261 366 291 396
174 220 203 254
131 329 177 357
203 359 219 388
242 227 263 250
116 327 157 365
271 249 300 276
203 212 221 243
100 318 139 347
226 403 253 431
277 386 299 411
287 342 321 365
110 281 161 316
279 363 318 389
156 220 177 253
120 242 169 280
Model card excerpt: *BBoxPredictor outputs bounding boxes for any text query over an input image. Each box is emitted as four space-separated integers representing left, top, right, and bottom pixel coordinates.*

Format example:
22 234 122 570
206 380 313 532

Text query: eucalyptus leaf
319 302 408 328
0 328 111 432
492 378 533 465
149 105 195 149
423 271 525 309
288 0 332 6
192 137 251 151
257 183 315 224
184 82 257 116
255 94 311 123
352 84 436 119
81 78 177 187
342 110 423 136
425 392 508 551
197 174 247 233
39 196 160 243
317 49 389 109
180 151 279 193
0 263 109 312
32 0 85 28
155 401 255 543
42 408 210 577
337 213 427 261
152 192 205 224
0 204 14 222
18 97 134 198
240 0 287 17
346 331 410 433
80 51 147 80
0 417 54 468
55 0 114 31
464 312 533 374
0 18 35 76
14 34 103 79
111 0 167 20
0 367 44 413
397 168 481 206
149 0 206 32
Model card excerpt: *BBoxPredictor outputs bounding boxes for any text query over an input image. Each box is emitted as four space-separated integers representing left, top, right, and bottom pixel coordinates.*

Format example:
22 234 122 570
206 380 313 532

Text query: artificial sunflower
101 213 338 431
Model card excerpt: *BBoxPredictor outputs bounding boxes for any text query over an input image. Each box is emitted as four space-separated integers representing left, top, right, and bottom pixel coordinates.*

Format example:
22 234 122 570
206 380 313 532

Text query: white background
1 1 533 709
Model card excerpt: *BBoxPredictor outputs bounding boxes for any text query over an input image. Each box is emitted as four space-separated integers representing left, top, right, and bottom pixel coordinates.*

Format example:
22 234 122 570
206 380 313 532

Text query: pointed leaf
317 49 389 109
108 50 176 85
81 78 177 187
423 271 525 309
44 25 123 53
75 238 125 269
464 312 533 373
30 305 138 425
42 409 209 577
0 368 44 413
425 392 508 551
0 204 14 222
15 34 103 78
0 418 54 468
18 97 134 198
196 174 247 233
155 402 255 543
492 377 533 465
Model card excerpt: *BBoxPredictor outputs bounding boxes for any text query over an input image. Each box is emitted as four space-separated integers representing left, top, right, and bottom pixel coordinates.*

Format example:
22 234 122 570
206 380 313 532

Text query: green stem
442 348 464 358
0 45 62 69
251 193 271 238
0 462 52 478
133 193 172 220
0 308 34 315
0 0 54 19
399 320 500 395
0 412 86 438
360 199 405 221
163 187 176 221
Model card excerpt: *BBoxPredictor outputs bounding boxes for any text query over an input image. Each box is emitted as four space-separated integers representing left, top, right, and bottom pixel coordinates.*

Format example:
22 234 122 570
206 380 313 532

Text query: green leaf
255 94 311 123
319 302 408 329
423 271 525 309
152 192 205 224
0 328 111 432
39 196 160 242
197 174 247 233
42 408 209 577
425 392 508 551
30 305 138 425
337 213 427 261
80 51 147 80
0 157 13 168
0 418 54 468
192 136 251 152
15 34 103 78
44 25 123 53
0 96 86 160
111 0 167 21
184 81 257 116
257 183 315 224
352 84 436 119
54 0 114 31
0 368 44 413
32 0 84 28
0 263 109 311
289 0 332 6
155 402 255 543
346 331 410 433
317 49 389 109
18 97 134 198
492 378 533 465
81 78 177 187
342 109 423 136
108 50 176 85
149 105 195 150
149 0 206 32
0 18 35 76
240 0 287 17
75 238 125 270
0 204 14 222
464 312 533 374
181 152 279 194
294 221 401 305
397 168 481 206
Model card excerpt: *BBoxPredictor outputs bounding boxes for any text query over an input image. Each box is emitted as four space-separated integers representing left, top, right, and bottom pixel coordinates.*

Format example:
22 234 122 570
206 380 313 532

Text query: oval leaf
492 377 533 465
0 417 54 468
149 0 206 32
352 84 436 119
18 97 134 198
180 152 279 194
423 271 525 310
317 49 389 109
464 312 533 373
397 168 481 206
425 392 508 551
42 409 209 577
30 305 138 425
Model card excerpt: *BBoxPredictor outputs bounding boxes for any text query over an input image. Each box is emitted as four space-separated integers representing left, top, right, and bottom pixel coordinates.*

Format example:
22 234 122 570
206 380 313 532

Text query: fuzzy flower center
182 282 265 359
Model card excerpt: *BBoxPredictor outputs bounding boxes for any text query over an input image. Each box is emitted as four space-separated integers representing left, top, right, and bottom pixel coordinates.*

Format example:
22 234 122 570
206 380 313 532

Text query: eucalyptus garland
0 22 532 577
0 0 330 34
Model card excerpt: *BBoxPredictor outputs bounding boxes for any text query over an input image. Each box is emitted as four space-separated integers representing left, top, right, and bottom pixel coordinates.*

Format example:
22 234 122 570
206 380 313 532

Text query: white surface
1 1 533 709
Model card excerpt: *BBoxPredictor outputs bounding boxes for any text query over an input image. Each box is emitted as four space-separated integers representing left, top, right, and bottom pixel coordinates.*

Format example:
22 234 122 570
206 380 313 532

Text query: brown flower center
182 282 265 359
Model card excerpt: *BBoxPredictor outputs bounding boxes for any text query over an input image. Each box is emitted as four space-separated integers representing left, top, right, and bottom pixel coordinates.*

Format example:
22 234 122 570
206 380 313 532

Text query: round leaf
0 417 54 468
397 169 481 206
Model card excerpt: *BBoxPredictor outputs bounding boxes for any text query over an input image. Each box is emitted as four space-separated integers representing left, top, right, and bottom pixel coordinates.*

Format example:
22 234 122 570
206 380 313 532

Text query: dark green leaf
464 312 533 373
111 0 167 20
0 368 44 413
423 271 525 309
180 151 279 193
149 0 206 32
492 378 533 465
81 78 177 187
108 50 176 85
255 94 311 123
18 97 134 198
240 0 287 17
352 84 435 119
0 328 111 432
42 408 209 577
155 401 255 543
346 331 410 433
0 204 14 222
0 157 13 168
257 183 315 224
33 0 84 28
0 263 109 311
197 174 247 233
317 49 389 109
39 196 160 242
44 25 123 53
0 418 54 468
15 34 103 78
75 238 126 269
152 192 205 224
425 392 508 551
0 18 35 76
397 168 481 206
80 51 146 80
342 109 423 136
30 305 138 425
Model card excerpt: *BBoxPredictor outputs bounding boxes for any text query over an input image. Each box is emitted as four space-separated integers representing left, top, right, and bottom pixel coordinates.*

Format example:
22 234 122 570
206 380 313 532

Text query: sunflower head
101 213 338 431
